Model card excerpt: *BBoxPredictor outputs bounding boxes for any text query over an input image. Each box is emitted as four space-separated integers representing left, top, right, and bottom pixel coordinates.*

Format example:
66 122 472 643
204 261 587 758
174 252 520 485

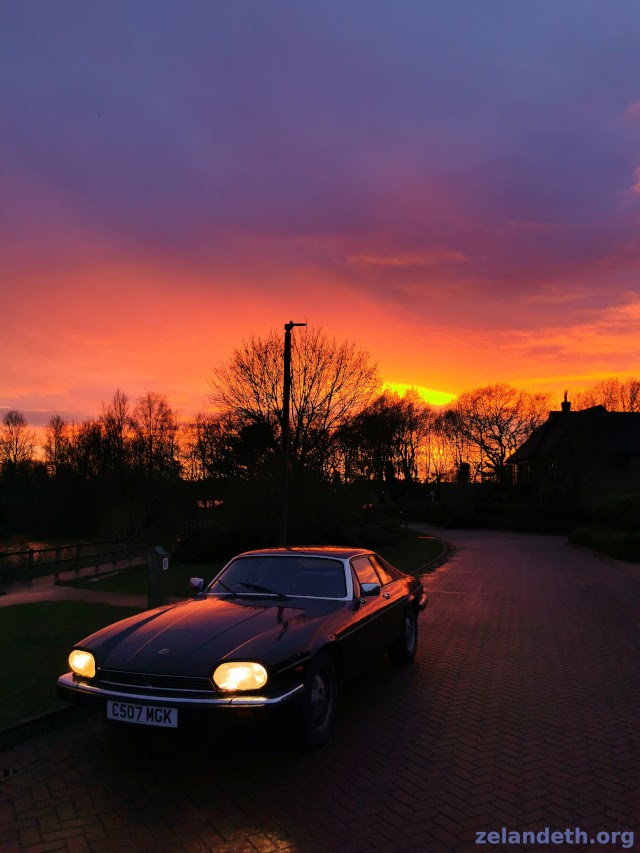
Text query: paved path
0 571 179 610
0 563 152 610
0 528 638 851
0 582 152 610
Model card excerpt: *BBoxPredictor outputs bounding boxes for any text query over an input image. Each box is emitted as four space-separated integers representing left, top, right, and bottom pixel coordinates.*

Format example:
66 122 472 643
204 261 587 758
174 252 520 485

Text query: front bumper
57 672 304 710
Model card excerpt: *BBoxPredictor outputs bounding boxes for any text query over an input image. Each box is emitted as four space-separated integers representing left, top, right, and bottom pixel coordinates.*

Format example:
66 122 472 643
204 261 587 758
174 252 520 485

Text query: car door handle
382 592 390 599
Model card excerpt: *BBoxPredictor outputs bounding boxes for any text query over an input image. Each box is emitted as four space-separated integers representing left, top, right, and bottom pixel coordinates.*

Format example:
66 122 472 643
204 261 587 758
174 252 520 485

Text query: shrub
587 494 640 533
569 525 640 561
173 478 405 563
173 523 273 564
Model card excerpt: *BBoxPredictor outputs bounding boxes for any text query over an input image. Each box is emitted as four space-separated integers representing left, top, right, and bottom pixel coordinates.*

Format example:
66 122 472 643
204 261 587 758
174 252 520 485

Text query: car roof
235 546 374 560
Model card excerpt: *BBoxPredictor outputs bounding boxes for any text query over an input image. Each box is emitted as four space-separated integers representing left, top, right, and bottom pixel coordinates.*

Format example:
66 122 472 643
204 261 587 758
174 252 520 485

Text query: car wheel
390 607 418 664
298 652 337 748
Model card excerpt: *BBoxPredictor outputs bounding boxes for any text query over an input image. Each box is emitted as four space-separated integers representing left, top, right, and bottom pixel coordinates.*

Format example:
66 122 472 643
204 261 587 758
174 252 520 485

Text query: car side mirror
190 577 204 594
361 582 380 598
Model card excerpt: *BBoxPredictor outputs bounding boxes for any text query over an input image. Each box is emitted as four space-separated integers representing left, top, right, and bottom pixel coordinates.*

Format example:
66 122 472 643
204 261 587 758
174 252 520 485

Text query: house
508 395 640 505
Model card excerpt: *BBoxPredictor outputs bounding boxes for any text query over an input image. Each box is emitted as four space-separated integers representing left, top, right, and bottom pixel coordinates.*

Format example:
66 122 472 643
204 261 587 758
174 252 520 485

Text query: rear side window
370 555 394 586
350 567 362 598
351 556 379 587
378 556 405 581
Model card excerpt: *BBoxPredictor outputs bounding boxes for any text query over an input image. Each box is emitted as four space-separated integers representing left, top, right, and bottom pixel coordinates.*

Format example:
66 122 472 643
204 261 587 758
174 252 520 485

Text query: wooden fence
0 539 151 587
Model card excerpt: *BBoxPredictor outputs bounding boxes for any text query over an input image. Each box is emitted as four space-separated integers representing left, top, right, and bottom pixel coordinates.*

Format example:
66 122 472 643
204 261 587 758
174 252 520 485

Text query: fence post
148 546 170 609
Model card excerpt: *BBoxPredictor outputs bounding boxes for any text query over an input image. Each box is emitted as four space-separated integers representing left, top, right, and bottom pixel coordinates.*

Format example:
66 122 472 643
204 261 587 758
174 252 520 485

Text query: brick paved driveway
1 529 638 852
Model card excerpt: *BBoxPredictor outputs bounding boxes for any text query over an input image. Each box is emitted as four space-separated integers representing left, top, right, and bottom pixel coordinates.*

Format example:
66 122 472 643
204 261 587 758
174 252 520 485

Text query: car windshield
208 555 347 599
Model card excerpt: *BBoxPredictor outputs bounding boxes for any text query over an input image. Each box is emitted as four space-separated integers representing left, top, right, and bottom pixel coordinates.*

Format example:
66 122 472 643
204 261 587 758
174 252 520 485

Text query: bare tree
337 394 399 483
0 410 36 474
394 389 433 482
210 326 380 471
437 410 484 482
573 377 640 412
181 412 234 481
424 417 458 482
181 412 210 482
67 418 105 479
444 384 550 480
131 392 180 478
336 389 434 484
100 389 132 474
43 414 71 476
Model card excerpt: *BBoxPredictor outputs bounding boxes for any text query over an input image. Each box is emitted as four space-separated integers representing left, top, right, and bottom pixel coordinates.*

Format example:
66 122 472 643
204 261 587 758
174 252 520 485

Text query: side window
370 555 394 586
351 556 380 588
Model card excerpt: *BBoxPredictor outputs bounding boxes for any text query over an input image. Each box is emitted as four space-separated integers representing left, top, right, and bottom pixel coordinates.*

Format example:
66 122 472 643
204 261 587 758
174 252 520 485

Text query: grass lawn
67 558 225 598
0 601 141 729
63 530 445 597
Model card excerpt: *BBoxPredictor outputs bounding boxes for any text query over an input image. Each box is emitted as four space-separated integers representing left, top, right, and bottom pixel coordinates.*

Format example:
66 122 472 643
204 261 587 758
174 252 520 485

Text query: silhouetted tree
0 410 36 476
181 413 212 481
393 389 433 482
437 410 483 481
337 390 433 484
181 411 276 481
210 326 379 473
444 383 550 481
43 414 72 476
424 418 457 482
573 377 640 412
131 392 179 479
338 395 398 483
69 418 105 479
100 389 132 476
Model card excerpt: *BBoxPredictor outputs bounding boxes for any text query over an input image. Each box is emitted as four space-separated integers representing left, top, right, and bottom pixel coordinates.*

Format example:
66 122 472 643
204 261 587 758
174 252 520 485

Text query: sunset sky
2 1 640 428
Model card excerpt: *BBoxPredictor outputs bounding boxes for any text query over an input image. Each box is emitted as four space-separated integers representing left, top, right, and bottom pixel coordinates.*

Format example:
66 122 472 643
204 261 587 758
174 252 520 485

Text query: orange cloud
499 300 640 391
346 249 466 267
4 239 640 430
520 286 592 306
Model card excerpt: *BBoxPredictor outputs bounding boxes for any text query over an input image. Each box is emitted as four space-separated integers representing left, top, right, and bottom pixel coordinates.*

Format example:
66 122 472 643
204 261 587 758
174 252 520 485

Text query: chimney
561 390 571 413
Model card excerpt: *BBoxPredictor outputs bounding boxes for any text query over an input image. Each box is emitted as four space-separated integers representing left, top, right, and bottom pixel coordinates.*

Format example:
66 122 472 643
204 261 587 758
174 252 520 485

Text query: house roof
508 406 640 464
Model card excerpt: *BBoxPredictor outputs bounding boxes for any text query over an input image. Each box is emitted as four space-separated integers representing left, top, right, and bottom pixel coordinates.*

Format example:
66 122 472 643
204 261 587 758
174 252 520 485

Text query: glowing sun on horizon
383 382 456 406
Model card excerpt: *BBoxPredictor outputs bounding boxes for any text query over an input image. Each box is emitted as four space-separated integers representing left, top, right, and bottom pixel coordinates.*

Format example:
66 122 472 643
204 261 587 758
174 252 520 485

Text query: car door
348 555 395 660
334 564 375 678
368 554 406 646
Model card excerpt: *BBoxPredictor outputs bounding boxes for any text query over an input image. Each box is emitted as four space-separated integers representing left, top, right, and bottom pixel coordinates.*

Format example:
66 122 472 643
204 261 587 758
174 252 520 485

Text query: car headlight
213 662 268 691
69 650 96 679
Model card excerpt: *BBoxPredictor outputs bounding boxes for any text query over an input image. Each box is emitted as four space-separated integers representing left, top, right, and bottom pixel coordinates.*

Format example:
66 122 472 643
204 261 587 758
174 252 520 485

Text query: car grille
95 669 214 694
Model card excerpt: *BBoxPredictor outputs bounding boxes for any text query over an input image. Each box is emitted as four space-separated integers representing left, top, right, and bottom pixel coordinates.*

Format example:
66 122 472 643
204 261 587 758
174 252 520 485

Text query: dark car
58 547 428 745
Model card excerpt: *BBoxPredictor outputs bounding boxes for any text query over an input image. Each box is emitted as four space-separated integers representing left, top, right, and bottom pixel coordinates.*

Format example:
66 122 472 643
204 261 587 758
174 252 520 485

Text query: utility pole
280 320 306 547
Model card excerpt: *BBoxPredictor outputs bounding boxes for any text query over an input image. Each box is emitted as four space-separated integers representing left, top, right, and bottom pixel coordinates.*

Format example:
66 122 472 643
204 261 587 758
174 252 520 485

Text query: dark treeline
2 326 638 547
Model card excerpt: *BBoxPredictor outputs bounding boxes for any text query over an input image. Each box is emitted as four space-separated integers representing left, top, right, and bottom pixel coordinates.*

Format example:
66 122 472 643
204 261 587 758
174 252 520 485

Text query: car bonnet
79 595 343 676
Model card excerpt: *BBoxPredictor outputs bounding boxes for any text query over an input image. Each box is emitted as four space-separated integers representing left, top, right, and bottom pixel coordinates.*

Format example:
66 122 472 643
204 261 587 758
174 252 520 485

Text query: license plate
107 700 178 728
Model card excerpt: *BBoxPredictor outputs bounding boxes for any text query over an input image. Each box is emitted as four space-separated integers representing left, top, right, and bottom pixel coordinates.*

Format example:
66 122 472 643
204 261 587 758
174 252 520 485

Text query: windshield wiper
235 582 289 599
214 579 237 597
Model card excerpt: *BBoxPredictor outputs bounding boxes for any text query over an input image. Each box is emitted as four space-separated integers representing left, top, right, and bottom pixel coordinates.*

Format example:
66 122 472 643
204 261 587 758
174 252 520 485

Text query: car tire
390 607 418 664
298 652 338 748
